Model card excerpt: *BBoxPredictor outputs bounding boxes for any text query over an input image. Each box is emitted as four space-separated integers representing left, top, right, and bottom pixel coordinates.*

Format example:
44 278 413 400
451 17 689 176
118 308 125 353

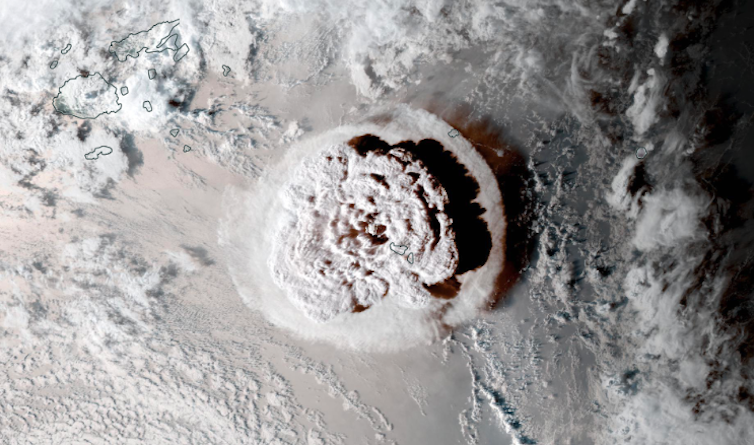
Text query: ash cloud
221 106 507 351
269 137 460 322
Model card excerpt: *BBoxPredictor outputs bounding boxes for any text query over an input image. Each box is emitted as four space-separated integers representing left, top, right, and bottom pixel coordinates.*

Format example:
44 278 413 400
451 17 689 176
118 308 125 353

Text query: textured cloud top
269 141 458 322
221 106 506 351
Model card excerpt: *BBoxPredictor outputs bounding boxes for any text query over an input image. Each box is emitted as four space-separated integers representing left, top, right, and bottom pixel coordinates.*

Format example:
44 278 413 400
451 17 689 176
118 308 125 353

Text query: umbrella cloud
221 106 506 351
269 138 460 322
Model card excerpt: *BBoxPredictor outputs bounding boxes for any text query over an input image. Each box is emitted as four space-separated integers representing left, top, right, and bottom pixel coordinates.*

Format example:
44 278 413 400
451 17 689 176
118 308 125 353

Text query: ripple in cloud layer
220 106 506 351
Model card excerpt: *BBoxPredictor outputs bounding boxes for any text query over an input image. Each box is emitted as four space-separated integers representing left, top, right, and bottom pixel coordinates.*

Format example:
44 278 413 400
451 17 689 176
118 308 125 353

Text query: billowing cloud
221 106 506 351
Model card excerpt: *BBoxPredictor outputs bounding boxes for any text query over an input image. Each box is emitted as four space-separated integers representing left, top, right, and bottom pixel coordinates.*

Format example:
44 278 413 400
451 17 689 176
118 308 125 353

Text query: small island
173 44 189 62
84 146 113 161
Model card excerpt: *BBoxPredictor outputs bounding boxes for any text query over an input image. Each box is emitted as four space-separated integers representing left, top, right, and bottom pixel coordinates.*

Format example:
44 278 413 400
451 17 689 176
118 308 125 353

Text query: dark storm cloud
616 368 641 396
77 121 92 142
32 261 47 274
14 149 57 209
119 133 143 177
97 233 117 247
245 16 265 80
191 104 222 122
93 178 117 200
41 190 57 207
180 245 215 266
626 162 652 200
195 38 208 77
28 300 48 320
146 263 180 299
165 86 196 113
46 116 62 138
3 88 20 107
155 56 200 113
106 305 141 335
30 100 44 116
482 385 537 445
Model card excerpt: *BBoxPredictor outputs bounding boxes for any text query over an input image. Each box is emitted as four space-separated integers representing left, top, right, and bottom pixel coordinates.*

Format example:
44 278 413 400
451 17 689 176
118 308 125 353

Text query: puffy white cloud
633 188 707 251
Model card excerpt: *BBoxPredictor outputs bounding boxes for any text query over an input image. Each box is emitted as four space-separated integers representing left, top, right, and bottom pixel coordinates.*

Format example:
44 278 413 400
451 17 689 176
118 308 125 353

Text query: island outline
52 72 122 120
109 19 189 62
